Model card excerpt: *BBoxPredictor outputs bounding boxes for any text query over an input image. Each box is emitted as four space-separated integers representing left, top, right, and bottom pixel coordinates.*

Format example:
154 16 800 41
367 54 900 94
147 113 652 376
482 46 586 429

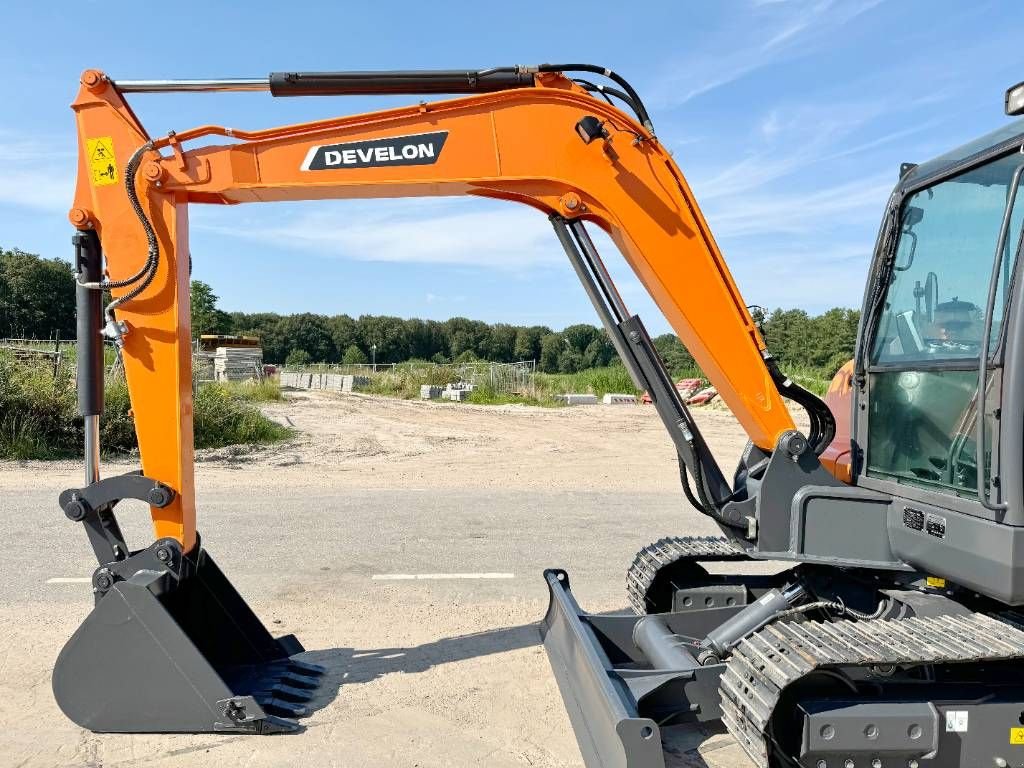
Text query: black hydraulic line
677 459 705 512
269 69 534 97
537 64 655 135
571 79 640 116
763 354 835 455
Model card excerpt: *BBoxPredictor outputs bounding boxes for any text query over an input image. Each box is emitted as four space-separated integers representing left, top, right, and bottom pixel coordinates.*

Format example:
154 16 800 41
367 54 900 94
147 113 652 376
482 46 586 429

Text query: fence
0 337 69 379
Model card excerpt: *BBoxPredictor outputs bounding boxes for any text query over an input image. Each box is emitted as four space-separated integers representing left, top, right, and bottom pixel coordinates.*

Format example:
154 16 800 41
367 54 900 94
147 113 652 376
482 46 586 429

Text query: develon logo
301 131 448 171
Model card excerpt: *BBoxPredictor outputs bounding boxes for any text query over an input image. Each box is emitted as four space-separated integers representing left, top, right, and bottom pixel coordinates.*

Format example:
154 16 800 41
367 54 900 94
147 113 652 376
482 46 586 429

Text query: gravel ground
0 391 802 768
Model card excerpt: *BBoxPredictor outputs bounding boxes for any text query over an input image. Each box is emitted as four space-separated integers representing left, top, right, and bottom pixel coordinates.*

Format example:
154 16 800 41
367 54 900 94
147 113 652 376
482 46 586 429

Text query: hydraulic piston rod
73 231 104 486
112 70 535 95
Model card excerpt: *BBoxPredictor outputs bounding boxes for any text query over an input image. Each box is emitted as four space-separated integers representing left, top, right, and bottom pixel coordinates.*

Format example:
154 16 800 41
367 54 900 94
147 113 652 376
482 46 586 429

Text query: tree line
1 248 859 377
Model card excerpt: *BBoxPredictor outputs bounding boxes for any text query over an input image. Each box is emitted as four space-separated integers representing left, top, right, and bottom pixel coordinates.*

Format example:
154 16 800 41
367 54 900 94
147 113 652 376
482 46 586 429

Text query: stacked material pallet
214 347 264 382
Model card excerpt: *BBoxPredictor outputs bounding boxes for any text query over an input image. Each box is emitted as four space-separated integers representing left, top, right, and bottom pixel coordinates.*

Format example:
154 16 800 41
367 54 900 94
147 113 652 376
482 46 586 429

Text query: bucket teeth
255 683 315 703
282 672 320 689
289 659 327 676
256 699 308 720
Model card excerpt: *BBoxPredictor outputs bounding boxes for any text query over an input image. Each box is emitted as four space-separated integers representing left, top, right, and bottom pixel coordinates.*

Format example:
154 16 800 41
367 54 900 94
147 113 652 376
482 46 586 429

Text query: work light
1006 80 1024 116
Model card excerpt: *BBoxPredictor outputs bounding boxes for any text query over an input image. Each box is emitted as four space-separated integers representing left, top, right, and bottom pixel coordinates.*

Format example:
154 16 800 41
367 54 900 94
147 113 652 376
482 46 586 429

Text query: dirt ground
0 392 801 768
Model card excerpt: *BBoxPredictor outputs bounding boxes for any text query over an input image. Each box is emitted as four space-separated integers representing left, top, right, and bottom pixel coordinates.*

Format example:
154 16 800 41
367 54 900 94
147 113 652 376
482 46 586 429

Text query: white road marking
371 573 515 581
46 577 92 584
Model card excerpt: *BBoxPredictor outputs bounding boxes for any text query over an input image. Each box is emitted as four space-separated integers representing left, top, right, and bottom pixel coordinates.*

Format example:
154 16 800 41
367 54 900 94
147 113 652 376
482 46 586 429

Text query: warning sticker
87 137 118 186
945 710 968 732
1012 726 1024 744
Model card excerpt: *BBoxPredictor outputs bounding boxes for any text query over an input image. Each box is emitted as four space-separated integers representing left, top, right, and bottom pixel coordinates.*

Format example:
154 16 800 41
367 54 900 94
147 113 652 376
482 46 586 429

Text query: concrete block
556 393 599 406
447 388 472 401
341 375 370 393
602 393 638 405
420 385 444 399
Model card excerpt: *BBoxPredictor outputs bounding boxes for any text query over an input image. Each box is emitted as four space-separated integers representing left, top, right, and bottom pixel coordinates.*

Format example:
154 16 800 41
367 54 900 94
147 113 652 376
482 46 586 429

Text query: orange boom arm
69 68 797 550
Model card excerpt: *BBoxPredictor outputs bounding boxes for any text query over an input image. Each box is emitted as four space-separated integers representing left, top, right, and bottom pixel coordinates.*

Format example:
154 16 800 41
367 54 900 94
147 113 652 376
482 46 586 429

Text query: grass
363 362 462 399
534 365 642 401
0 353 290 460
202 378 284 403
286 356 837 409
193 384 292 448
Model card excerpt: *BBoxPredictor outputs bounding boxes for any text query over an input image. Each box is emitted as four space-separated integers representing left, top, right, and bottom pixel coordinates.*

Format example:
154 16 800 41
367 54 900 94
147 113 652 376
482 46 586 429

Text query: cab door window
866 153 1023 496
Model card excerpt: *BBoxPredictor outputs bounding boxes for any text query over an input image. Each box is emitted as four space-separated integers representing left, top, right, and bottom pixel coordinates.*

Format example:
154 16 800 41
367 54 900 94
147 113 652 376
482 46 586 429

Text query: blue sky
2 0 1021 334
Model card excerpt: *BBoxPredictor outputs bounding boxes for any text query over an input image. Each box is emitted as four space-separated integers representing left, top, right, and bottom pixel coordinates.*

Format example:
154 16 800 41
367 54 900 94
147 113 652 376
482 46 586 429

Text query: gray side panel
888 497 1024 604
794 485 897 564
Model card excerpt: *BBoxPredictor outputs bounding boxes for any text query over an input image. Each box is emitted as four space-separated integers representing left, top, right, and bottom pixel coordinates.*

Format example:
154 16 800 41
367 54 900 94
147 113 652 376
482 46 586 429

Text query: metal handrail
976 159 1024 511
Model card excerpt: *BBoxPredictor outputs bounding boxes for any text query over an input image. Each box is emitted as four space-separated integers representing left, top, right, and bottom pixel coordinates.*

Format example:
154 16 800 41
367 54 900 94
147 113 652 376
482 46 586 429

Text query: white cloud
0 132 75 211
704 173 893 238
649 0 885 107
195 198 564 269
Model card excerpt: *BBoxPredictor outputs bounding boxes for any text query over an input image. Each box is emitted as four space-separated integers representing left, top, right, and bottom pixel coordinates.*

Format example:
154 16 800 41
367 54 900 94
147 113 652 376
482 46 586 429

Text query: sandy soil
196 390 798 492
0 391 806 768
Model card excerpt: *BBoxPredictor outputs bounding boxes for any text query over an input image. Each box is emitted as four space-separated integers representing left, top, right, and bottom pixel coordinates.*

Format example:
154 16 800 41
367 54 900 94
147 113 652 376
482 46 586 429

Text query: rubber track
719 612 1024 767
626 536 748 615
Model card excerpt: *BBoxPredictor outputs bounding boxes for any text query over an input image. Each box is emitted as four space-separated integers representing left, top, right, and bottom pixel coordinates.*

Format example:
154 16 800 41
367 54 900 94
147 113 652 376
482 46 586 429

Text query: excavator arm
55 66 1024 767
56 65 847 743
68 66 803 551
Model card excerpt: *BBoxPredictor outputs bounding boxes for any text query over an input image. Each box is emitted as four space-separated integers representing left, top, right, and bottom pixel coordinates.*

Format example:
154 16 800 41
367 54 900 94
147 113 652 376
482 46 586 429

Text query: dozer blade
540 569 666 768
52 544 324 734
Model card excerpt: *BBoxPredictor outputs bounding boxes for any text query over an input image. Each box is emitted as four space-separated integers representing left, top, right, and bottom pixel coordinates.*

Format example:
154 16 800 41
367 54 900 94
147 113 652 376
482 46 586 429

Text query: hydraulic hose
75 140 161 340
764 355 836 456
537 64 655 136
571 79 641 116
678 455 745 530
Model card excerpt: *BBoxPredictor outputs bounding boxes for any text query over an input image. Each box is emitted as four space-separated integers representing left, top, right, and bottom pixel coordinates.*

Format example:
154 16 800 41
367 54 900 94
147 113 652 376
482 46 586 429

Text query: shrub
192 385 292 448
285 348 312 367
0 355 289 459
341 344 368 365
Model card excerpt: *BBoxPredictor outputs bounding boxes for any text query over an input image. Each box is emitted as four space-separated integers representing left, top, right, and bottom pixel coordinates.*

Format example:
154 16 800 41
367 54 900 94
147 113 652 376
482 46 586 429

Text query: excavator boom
54 64 1024 768
68 66 799 550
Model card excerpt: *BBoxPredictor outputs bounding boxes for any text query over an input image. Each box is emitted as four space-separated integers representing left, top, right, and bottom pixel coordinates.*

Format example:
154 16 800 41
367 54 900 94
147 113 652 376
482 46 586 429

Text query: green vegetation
535 365 640 399
2 247 854 403
0 354 290 460
0 247 76 340
192 383 291 448
205 378 285 403
364 361 462 400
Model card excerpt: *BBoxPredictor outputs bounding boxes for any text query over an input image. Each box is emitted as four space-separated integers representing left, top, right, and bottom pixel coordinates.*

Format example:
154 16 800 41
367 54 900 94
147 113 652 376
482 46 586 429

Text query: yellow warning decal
1011 726 1024 744
926 577 946 588
87 137 118 187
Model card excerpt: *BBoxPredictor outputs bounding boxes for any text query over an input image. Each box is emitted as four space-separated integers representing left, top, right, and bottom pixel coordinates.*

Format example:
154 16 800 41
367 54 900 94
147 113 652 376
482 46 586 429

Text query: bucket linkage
53 471 324 734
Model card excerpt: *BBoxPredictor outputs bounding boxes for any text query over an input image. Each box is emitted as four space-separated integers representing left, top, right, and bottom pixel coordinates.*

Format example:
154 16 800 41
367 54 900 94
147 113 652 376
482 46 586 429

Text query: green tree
276 313 334 363
341 344 368 364
285 348 311 367
513 325 549 362
652 333 697 376
190 280 229 338
539 332 562 372
0 248 76 339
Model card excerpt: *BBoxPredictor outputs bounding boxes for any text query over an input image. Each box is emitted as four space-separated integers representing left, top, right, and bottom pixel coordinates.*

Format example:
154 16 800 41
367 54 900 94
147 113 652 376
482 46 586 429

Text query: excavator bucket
52 536 324 734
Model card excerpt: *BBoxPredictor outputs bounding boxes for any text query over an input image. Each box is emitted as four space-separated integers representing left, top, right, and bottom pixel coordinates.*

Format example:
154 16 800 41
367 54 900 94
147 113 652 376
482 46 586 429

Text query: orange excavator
58 66 1024 766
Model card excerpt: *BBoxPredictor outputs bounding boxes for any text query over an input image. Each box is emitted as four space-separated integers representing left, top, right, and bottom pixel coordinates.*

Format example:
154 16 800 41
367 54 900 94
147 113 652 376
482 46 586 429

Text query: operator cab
857 115 1024 523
